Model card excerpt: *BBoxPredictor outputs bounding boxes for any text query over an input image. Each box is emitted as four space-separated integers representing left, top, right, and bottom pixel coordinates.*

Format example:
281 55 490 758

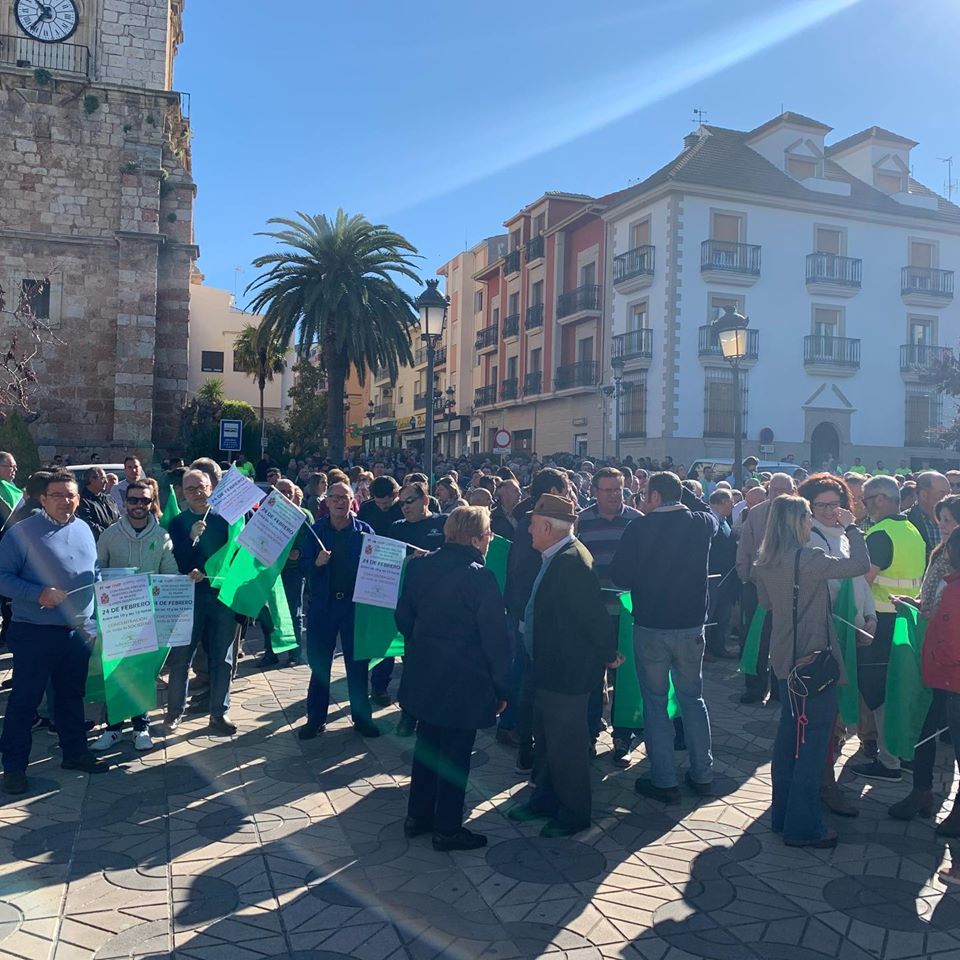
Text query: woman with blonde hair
753 494 869 848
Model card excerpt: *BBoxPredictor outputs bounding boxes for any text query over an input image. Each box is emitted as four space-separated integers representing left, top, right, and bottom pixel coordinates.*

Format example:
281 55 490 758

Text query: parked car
66 463 125 484
688 458 800 481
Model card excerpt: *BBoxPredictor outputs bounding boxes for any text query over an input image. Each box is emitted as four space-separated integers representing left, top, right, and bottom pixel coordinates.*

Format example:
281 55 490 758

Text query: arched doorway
811 421 840 471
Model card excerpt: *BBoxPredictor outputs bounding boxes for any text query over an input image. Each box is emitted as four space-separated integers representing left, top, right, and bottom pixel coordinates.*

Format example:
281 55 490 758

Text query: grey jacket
96 516 179 575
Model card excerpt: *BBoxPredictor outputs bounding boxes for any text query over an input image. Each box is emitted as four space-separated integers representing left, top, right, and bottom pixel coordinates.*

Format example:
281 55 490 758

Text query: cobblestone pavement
2 644 960 960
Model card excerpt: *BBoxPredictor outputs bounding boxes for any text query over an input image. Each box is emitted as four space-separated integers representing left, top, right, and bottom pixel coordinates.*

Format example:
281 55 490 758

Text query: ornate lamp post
414 279 449 483
442 386 456 457
365 400 375 454
611 352 625 462
713 305 750 488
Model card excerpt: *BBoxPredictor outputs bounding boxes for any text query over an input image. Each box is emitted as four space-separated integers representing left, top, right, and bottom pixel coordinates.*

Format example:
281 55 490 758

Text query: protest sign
95 575 158 660
352 534 406 609
150 574 195 648
236 488 306 567
101 567 138 580
206 465 264 524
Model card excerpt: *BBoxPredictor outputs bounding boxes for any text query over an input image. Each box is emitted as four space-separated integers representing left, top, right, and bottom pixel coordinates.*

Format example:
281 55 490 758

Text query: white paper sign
352 534 407 609
96 575 158 659
206 465 265 525
101 567 139 580
150 574 195 648
236 489 306 567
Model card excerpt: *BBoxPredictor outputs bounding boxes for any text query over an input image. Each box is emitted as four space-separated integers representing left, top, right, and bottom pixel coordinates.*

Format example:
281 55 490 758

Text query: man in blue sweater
0 471 103 795
611 471 718 804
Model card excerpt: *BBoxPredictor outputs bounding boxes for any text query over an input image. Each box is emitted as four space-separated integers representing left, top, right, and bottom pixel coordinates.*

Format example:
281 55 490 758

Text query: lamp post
442 386 456 458
611 352 625 462
713 305 750 489
415 279 449 484
365 400 375 453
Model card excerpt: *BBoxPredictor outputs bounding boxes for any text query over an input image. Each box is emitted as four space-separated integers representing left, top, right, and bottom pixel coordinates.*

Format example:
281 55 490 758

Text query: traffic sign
219 418 243 452
493 429 512 454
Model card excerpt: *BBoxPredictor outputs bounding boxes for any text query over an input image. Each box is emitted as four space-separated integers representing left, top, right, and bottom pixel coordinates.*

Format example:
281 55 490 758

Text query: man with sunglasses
92 480 179 752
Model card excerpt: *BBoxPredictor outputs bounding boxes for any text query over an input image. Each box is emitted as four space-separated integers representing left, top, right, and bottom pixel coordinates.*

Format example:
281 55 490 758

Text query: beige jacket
736 498 772 581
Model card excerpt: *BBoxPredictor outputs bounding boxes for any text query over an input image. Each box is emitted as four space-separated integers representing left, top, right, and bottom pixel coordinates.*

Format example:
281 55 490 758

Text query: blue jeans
772 680 837 844
634 625 713 788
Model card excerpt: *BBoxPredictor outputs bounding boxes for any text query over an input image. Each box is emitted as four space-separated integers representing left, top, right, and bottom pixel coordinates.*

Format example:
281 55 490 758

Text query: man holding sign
0 471 102 796
298 480 379 740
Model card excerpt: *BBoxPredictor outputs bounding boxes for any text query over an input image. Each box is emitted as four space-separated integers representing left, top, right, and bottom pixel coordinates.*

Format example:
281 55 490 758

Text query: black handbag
788 549 839 698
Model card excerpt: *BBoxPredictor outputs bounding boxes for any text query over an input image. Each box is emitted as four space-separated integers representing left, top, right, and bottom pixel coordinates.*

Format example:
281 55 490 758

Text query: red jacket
922 571 960 692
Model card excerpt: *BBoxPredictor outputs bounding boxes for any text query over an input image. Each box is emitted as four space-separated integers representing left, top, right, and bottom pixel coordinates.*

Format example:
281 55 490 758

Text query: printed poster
96 575 158 660
150 574 195 648
236 488 306 567
352 534 406 609
206 465 264 524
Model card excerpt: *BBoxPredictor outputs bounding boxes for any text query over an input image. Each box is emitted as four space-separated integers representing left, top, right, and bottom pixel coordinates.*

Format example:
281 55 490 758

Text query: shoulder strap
792 549 801 668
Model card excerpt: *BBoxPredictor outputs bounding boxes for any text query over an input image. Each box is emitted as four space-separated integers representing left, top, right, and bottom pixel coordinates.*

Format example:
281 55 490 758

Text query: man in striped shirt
576 467 642 767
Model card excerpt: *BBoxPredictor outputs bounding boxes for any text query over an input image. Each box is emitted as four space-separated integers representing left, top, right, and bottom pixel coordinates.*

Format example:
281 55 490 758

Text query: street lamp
611 352 625 462
365 400 375 454
415 279 449 483
442 386 456 458
713 304 750 489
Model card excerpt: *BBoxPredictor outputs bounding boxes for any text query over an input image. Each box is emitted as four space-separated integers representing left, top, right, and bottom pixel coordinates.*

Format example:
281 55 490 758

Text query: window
711 212 742 243
529 347 542 372
905 384 943 446
910 241 935 269
232 352 246 373
398 386 405 404
492 307 500 326
620 373 647 438
20 278 50 320
815 227 843 256
201 351 224 373
509 291 520 315
813 306 842 336
709 293 744 323
577 338 594 365
630 219 651 248
473 290 483 314
533 213 545 236
580 262 596 288
629 301 648 332
529 282 543 306
703 368 747 438
875 171 904 195
510 229 521 251
787 156 818 180
909 319 932 345
514 429 533 452
506 355 519 380
575 434 589 457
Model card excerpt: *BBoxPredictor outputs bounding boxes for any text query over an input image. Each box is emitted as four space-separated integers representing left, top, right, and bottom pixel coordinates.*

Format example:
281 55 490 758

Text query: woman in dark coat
395 505 511 852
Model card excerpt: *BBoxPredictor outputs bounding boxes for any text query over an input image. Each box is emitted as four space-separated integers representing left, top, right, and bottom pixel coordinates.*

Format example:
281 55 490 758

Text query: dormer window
787 156 819 180
784 138 824 181
875 170 905 194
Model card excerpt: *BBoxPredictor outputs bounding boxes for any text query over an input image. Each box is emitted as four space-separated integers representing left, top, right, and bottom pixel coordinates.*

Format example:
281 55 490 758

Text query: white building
603 112 960 471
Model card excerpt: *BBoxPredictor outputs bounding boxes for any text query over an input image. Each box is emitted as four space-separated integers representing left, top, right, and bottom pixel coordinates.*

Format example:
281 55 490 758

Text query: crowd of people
2 445 960 872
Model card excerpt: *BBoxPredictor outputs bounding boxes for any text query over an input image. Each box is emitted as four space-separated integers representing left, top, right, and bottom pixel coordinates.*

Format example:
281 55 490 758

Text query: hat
531 493 576 523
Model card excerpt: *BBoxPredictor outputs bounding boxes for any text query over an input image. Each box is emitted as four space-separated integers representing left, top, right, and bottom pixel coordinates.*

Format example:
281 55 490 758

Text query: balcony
700 240 761 285
557 284 601 321
373 402 395 419
501 378 519 401
900 343 953 376
503 313 521 338
0 35 90 77
374 364 391 383
475 324 499 351
613 245 655 290
434 346 447 366
806 253 862 297
803 335 860 374
524 371 543 396
504 249 521 274
414 393 428 410
902 266 954 307
555 360 600 390
525 235 545 262
475 384 497 408
612 329 654 364
414 346 428 367
698 325 759 363
525 303 544 331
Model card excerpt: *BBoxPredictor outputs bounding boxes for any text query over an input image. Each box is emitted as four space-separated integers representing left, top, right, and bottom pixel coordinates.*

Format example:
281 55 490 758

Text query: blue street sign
219 418 243 452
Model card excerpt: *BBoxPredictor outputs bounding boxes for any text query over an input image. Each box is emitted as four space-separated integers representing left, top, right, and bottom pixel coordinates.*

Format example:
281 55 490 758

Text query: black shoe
611 739 631 768
684 771 713 797
395 717 416 738
432 828 487 851
635 777 680 805
259 653 279 668
162 714 182 733
2 772 28 795
851 759 902 782
507 804 551 824
297 723 324 741
496 727 520 748
740 691 764 704
861 739 879 759
61 754 107 775
355 720 381 738
369 691 392 708
541 819 588 838
515 749 534 775
785 829 838 849
207 715 237 736
186 698 209 716
403 816 433 838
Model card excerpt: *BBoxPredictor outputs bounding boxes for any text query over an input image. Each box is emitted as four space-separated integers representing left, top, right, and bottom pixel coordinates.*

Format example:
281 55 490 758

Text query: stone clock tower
0 0 196 459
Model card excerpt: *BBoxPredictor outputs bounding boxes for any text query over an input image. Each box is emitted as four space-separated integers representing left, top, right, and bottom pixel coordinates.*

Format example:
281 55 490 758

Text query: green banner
612 592 679 729
259 580 298 654
487 535 510 594
833 578 861 726
884 606 931 760
85 634 170 723
205 516 245 584
159 486 180 530
738 606 766 676
216 536 293 619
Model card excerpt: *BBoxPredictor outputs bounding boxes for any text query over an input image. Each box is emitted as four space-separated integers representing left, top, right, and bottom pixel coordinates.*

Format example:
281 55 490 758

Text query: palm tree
246 210 420 461
232 325 288 454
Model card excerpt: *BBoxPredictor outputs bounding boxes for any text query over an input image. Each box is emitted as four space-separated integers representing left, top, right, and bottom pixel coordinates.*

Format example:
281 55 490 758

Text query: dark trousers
858 612 894 710
1 623 92 774
706 579 735 655
0 597 11 647
107 714 149 733
742 581 774 697
530 688 592 829
772 680 836 844
167 589 236 720
305 599 372 727
370 657 394 695
911 688 960 792
514 648 537 749
407 722 477 835
496 617 523 730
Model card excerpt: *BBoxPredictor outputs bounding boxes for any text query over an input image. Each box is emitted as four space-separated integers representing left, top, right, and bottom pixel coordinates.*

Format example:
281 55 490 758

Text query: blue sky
176 0 960 305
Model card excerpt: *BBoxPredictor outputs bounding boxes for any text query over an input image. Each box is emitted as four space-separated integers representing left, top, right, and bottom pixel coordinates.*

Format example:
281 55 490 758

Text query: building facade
603 113 960 470
0 0 196 460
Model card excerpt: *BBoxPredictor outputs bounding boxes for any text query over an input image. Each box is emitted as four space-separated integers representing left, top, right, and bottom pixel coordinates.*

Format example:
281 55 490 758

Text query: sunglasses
400 495 422 506
127 497 153 505
327 495 351 503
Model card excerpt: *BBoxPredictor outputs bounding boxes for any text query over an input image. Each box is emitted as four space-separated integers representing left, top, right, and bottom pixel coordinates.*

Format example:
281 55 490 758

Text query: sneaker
634 777 681 805
432 828 487 852
259 652 279 668
515 749 534 775
286 655 301 667
133 730 153 751
91 730 122 752
208 714 238 737
611 739 631 768
850 759 902 782
860 739 879 759
162 714 182 733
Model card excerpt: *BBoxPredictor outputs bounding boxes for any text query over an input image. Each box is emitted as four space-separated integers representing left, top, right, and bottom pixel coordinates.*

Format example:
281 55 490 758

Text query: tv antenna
692 107 709 127
939 157 956 202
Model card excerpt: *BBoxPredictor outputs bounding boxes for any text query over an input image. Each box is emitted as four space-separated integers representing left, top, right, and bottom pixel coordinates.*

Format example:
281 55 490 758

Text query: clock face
14 0 78 43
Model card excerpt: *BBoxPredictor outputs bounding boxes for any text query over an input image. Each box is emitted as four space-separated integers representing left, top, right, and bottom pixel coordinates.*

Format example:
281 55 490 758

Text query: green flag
258 580 298 655
354 561 408 661
159 486 181 530
487 535 510 595
205 516 245 586
216 536 293 619
612 592 679 729
833 578 861 726
738 606 766 676
884 606 931 760
0 479 20 512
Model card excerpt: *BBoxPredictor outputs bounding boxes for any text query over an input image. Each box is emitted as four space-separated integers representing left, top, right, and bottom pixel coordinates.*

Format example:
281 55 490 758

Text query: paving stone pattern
2 646 960 959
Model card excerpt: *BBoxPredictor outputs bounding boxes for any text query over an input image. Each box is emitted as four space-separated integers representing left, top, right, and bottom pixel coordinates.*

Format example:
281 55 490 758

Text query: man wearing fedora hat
507 493 620 837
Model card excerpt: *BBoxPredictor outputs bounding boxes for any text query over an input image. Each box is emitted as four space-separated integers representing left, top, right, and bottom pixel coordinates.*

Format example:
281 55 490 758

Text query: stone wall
98 0 171 88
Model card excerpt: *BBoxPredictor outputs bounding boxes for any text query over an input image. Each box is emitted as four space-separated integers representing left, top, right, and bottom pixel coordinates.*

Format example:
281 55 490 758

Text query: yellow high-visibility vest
869 516 926 613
